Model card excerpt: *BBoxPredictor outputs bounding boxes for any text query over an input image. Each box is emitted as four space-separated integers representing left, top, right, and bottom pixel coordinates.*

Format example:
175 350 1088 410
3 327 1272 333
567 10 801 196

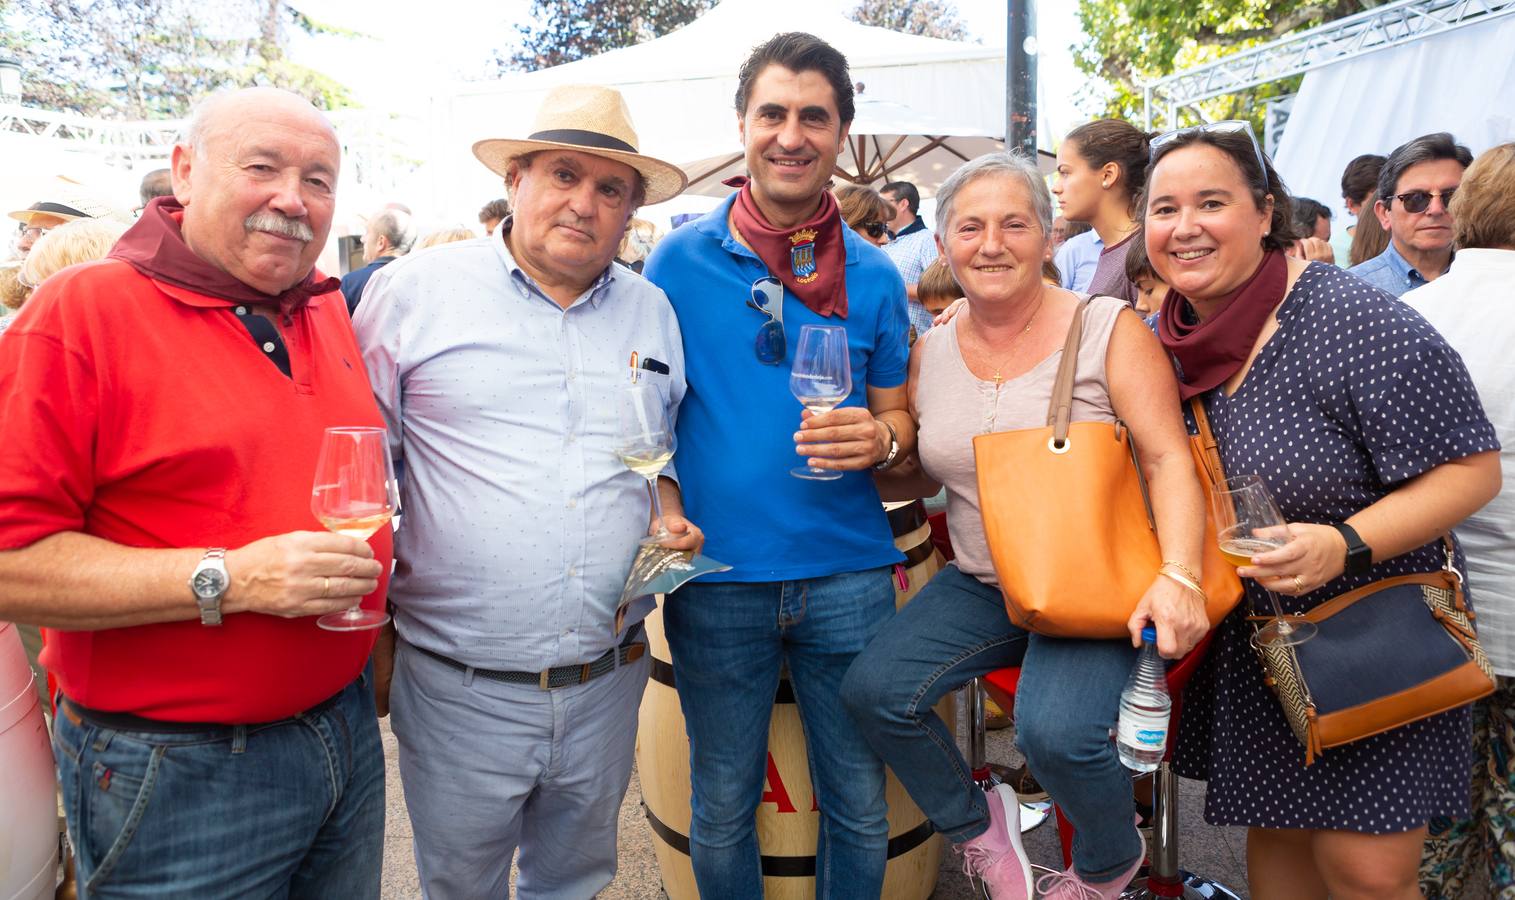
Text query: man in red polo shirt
0 87 390 899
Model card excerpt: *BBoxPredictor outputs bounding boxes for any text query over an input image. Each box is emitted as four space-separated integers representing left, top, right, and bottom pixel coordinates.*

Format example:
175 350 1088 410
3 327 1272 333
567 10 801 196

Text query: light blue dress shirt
354 232 686 670
1347 241 1445 297
1054 229 1104 292
882 226 940 336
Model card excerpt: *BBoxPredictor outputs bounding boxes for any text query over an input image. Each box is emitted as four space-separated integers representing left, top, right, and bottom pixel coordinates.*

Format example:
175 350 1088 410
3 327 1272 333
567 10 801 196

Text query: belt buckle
538 669 552 690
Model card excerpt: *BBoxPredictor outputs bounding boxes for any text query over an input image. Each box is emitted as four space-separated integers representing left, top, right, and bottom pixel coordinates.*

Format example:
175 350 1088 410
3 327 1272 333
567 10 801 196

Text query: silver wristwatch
189 548 229 626
872 420 901 471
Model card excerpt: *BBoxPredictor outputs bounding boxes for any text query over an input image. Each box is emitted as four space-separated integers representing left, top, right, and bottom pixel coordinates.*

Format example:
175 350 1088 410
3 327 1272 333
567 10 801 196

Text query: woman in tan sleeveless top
840 152 1207 899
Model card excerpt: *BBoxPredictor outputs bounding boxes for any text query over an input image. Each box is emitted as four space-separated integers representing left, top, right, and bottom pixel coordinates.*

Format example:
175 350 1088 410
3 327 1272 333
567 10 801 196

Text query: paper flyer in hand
614 545 731 637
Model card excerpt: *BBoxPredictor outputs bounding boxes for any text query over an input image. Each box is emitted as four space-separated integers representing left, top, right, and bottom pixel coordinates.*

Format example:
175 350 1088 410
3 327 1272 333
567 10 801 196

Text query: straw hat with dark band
473 84 688 206
8 201 90 225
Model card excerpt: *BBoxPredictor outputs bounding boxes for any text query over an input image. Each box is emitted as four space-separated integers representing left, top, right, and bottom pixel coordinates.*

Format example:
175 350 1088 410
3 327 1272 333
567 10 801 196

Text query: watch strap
1330 523 1372 576
872 420 900 471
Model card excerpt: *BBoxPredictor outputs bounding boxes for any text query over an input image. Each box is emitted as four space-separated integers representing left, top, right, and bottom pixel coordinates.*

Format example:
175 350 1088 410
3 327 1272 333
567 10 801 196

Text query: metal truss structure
0 103 182 169
0 102 424 201
1142 0 1515 128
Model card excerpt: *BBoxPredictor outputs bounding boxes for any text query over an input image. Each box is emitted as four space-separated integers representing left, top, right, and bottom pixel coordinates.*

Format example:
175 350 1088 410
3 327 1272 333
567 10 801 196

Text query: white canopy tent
422 0 1011 223
1273 11 1515 227
678 96 1056 199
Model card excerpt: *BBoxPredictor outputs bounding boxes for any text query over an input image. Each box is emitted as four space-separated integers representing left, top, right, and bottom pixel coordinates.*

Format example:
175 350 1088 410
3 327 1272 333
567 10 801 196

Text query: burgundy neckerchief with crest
724 176 848 318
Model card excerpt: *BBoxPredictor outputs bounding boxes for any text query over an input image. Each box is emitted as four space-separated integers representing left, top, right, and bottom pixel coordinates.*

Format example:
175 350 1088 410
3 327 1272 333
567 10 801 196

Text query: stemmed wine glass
789 324 851 481
311 426 397 632
614 382 678 546
1211 474 1317 646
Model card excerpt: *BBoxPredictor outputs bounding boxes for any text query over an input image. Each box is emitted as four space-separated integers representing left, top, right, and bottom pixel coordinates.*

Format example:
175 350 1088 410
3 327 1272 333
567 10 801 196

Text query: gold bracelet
1161 560 1202 585
1159 569 1208 602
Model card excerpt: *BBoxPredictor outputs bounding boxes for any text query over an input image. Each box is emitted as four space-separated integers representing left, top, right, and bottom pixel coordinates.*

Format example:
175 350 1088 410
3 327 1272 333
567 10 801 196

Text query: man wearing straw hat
355 83 700 898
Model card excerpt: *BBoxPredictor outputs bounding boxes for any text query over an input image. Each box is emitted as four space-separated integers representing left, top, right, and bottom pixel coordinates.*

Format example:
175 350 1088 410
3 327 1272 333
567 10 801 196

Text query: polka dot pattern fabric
1172 262 1501 833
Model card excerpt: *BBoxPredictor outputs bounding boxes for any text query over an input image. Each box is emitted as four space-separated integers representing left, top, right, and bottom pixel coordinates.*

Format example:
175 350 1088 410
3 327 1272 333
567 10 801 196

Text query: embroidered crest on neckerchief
789 228 818 284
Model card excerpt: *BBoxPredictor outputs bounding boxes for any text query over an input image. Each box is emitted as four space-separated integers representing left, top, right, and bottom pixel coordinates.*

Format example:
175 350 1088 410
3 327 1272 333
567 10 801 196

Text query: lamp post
0 57 21 106
1006 1 1037 155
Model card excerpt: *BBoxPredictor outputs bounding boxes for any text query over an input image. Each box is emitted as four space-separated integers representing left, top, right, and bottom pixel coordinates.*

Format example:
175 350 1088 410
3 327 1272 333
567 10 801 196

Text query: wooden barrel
638 500 949 900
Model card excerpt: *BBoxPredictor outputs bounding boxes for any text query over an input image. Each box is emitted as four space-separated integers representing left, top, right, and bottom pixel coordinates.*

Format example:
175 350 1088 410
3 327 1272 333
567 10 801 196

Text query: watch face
192 568 226 599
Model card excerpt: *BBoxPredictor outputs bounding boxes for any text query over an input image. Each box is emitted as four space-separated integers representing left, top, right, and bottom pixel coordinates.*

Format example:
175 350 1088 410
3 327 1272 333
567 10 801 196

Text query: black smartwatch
1331 523 1373 577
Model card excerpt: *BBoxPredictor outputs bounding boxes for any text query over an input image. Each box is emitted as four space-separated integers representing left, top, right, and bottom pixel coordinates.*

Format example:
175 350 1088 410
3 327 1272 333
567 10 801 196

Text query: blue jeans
841 564 1143 881
52 673 384 899
663 567 896 899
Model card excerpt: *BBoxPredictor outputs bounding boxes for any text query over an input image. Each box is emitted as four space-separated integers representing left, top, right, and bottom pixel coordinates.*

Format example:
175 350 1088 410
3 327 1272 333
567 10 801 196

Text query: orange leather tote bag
972 298 1243 638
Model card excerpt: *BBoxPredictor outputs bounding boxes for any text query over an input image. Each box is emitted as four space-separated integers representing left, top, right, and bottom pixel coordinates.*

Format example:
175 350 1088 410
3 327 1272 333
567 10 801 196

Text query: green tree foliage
851 0 968 41
503 0 717 72
1076 0 1374 130
2 0 356 118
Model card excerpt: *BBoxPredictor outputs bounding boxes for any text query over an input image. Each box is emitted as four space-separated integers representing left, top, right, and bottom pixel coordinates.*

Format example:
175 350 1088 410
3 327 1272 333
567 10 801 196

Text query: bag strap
1188 397 1227 489
1045 296 1093 442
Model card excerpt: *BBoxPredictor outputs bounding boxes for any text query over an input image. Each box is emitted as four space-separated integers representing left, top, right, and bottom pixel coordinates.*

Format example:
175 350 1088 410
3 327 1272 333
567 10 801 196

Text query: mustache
244 212 313 243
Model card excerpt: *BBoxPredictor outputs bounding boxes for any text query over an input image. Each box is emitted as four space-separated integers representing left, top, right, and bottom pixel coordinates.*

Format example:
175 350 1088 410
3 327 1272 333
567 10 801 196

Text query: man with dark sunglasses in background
1348 132 1472 297
643 31 915 900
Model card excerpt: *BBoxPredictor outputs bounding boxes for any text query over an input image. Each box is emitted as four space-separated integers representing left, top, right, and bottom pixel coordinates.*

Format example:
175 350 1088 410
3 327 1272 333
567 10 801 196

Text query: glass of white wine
311 426 397 632
789 324 851 481
615 382 678 546
1212 473 1316 646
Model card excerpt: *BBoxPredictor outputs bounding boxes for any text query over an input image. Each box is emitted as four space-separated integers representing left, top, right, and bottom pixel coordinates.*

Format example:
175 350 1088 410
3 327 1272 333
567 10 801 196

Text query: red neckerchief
109 196 338 316
1158 249 1288 400
724 176 847 318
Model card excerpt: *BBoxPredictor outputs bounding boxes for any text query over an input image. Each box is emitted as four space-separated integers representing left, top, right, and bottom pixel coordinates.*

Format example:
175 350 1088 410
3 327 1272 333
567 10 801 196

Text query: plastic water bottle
1116 626 1171 773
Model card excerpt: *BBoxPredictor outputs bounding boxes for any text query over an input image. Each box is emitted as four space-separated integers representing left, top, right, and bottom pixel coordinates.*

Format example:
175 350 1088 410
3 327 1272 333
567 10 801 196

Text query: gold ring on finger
1292 575 1305 593
322 576 330 599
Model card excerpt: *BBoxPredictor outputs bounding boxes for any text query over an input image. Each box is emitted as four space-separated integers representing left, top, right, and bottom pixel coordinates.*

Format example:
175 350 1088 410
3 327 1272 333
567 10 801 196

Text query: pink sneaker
1034 823 1146 900
956 783 1032 899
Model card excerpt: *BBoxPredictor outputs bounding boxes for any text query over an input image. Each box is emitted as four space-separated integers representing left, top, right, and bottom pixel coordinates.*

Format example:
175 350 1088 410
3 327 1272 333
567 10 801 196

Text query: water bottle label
1117 719 1167 748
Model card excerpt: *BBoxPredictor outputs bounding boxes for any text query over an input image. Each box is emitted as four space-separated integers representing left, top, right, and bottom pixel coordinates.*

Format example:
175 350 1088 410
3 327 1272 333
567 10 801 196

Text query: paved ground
378 706 1252 899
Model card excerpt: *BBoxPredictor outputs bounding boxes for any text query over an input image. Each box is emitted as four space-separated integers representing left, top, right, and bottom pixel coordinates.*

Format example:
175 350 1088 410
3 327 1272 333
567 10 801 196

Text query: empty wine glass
789 324 851 481
1212 474 1316 646
311 426 397 632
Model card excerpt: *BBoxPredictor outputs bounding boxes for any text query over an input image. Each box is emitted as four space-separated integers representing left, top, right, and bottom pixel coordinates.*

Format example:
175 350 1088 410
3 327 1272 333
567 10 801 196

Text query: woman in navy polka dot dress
1143 127 1501 899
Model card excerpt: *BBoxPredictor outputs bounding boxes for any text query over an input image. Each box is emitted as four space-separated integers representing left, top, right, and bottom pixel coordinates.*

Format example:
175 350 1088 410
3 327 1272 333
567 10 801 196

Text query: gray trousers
390 638 650 900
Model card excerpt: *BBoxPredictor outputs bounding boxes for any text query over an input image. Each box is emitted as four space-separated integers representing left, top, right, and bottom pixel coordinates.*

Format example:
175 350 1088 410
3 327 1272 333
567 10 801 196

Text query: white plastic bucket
0 622 58 900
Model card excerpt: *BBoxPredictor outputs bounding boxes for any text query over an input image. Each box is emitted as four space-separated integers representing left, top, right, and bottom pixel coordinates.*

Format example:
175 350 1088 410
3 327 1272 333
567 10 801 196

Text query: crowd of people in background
0 25 1511 900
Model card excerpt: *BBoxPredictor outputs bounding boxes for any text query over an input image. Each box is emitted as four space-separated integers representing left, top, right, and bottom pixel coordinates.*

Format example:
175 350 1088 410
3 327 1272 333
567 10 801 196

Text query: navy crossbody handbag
1252 537 1495 766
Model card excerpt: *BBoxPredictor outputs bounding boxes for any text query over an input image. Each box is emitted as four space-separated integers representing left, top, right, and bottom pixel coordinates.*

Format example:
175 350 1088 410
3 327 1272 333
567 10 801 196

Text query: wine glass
789 324 851 481
614 382 678 546
1211 474 1316 646
311 426 397 632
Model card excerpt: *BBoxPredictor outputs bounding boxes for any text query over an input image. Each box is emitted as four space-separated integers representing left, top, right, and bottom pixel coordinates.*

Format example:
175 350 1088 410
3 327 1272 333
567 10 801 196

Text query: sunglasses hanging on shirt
746 276 786 365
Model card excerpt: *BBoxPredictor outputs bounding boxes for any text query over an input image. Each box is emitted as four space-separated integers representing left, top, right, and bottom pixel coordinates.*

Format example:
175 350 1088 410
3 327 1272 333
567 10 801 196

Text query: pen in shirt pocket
627 352 670 384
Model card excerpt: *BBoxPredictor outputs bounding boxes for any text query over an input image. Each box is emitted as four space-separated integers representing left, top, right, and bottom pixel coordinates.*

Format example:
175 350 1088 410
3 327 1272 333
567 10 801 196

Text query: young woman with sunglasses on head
1145 123 1500 900
835 183 894 247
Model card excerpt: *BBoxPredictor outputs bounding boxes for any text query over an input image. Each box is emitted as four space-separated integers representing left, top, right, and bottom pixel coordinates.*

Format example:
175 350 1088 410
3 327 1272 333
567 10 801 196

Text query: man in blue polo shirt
644 31 915 900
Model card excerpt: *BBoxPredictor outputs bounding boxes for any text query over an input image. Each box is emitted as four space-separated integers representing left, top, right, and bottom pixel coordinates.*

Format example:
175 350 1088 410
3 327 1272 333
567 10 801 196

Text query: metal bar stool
982 634 1241 899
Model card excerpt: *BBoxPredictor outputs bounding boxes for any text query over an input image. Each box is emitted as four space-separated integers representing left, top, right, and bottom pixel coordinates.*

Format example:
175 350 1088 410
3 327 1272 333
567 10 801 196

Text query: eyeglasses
860 221 887 239
1384 188 1456 214
1150 120 1268 182
746 276 786 365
